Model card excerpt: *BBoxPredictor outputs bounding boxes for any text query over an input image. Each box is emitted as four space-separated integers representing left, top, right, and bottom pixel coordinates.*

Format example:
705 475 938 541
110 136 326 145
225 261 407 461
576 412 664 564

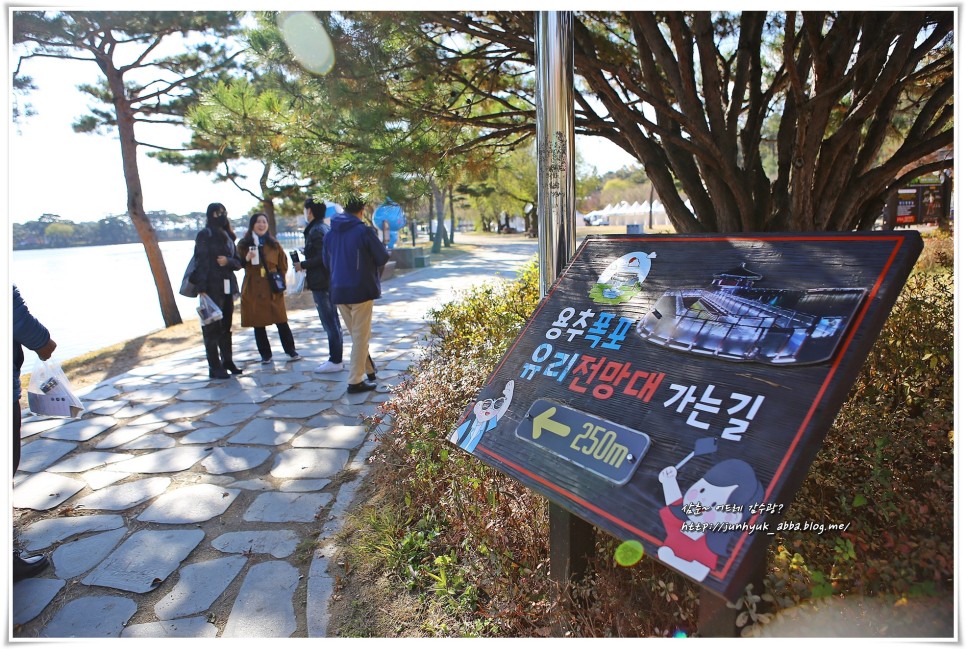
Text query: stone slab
107 446 209 474
17 439 77 473
111 402 165 420
81 528 205 593
119 433 176 450
229 418 301 446
45 451 132 473
52 527 128 579
19 418 68 438
75 477 171 511
261 402 332 419
211 529 300 558
131 401 216 425
81 470 129 490
115 386 180 402
279 479 331 492
292 424 367 449
229 478 274 491
121 617 219 638
40 416 117 442
222 385 292 404
40 595 137 637
154 555 247 621
12 578 65 626
221 561 299 637
180 425 237 445
94 422 167 449
202 447 272 474
173 385 242 402
271 383 332 401
244 491 333 523
203 403 262 426
13 472 86 511
137 483 240 523
87 400 129 416
19 514 125 552
75 384 120 401
270 448 350 480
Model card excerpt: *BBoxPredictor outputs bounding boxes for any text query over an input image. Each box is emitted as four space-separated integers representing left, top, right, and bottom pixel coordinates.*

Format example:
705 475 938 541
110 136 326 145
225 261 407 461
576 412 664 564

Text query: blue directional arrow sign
516 399 651 485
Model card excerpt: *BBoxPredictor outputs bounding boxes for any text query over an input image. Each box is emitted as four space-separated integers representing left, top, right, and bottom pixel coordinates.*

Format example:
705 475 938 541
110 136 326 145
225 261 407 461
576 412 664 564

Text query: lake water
11 237 300 362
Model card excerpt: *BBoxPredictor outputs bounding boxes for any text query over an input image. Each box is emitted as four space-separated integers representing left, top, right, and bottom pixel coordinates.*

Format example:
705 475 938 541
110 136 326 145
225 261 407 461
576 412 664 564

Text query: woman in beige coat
237 213 299 364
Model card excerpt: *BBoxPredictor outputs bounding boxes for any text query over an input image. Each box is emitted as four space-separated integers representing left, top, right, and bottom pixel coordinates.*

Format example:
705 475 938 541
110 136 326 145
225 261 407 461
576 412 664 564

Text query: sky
6 15 639 226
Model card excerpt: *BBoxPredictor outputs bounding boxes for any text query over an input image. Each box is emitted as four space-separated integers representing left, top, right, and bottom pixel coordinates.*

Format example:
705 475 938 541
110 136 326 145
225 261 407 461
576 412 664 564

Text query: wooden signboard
448 232 922 601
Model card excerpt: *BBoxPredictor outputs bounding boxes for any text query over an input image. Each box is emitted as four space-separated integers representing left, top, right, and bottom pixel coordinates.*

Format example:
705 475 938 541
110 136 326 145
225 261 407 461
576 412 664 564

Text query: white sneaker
314 361 344 373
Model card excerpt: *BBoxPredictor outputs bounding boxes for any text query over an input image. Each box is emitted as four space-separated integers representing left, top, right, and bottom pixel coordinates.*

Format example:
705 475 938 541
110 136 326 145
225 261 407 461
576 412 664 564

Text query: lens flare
278 12 335 76
614 540 644 567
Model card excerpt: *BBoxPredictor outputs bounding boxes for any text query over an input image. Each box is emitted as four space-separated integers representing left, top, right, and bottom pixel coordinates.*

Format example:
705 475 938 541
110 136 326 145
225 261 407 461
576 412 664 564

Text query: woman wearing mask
193 202 243 379
237 213 300 364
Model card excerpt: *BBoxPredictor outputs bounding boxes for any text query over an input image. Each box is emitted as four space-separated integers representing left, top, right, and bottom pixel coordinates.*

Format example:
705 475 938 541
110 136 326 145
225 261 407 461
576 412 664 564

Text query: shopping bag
197 294 223 326
179 256 200 298
27 358 85 418
286 268 305 296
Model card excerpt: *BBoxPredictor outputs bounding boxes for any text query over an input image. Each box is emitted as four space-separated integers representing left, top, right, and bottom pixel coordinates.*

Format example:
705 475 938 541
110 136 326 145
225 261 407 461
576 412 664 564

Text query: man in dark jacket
12 285 56 581
296 198 344 373
322 196 390 393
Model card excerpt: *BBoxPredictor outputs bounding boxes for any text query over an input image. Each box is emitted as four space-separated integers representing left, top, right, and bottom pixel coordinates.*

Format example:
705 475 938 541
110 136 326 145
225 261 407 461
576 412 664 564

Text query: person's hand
294 261 303 272
37 338 57 361
246 250 256 261
216 255 228 266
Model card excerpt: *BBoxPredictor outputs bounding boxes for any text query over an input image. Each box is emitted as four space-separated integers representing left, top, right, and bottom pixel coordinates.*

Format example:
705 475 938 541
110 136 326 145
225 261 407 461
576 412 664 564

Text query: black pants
202 292 235 371
13 399 21 476
254 322 296 360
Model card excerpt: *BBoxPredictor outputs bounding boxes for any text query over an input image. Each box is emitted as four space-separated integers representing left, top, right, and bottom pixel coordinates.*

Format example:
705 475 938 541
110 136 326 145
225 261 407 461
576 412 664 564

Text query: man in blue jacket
12 285 57 581
322 196 390 393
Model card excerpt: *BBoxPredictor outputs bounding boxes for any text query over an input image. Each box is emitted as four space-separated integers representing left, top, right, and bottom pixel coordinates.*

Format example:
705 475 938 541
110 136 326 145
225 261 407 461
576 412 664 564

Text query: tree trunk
259 162 277 233
448 185 457 244
106 64 182 327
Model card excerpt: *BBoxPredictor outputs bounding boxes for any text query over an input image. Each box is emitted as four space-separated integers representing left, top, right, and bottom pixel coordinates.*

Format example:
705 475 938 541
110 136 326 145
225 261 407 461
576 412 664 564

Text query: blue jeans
312 289 343 364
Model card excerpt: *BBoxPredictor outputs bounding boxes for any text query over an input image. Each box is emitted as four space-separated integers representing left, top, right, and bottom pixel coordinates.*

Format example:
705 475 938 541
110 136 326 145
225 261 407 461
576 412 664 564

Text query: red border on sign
478 234 908 581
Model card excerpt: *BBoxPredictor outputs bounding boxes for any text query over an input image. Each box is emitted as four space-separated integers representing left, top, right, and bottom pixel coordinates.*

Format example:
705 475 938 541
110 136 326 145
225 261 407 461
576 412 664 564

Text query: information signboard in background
448 232 922 601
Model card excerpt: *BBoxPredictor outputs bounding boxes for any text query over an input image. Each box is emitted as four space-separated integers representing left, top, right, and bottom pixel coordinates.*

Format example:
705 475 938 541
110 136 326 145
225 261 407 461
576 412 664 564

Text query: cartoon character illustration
656 458 764 582
450 380 515 453
591 251 657 304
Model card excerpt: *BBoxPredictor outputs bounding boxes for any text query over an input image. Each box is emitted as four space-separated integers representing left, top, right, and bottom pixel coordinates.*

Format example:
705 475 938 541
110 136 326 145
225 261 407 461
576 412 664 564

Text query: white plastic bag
27 358 85 418
197 294 223 326
286 268 305 296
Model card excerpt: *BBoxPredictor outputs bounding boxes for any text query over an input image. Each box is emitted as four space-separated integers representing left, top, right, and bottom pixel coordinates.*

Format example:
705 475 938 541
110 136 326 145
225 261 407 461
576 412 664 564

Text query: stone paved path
11 235 536 638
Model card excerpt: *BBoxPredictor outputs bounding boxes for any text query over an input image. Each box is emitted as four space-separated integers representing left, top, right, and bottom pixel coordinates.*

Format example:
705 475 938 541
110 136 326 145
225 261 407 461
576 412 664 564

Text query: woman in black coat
193 202 243 378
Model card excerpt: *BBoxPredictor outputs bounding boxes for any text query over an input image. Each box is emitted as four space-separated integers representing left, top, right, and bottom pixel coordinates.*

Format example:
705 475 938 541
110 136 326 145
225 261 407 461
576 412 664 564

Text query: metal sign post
535 10 595 593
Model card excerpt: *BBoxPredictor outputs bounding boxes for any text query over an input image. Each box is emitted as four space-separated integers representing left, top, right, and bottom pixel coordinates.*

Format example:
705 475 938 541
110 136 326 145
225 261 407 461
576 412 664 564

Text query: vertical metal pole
535 11 577 296
535 11 594 595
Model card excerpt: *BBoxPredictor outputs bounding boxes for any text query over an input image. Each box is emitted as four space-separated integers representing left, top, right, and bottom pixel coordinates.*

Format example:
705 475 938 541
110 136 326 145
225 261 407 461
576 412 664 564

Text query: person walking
193 202 243 379
323 195 390 393
12 285 56 581
237 212 300 364
295 198 344 374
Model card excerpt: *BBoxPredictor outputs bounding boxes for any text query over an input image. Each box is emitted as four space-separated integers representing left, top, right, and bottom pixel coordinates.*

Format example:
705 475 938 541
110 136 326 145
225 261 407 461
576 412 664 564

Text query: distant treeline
12 211 230 250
